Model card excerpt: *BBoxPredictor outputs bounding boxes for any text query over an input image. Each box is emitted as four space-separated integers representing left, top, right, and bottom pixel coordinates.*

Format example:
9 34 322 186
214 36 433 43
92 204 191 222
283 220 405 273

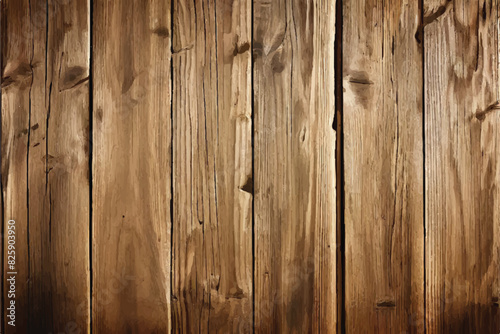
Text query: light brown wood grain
92 0 172 331
253 0 337 332
343 0 424 332
424 0 500 332
171 0 253 332
2 0 90 331
4 0 500 331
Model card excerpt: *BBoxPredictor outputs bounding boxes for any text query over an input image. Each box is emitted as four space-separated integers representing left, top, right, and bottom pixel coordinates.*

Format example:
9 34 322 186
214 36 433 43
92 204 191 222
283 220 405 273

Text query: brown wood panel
424 0 500 332
343 0 424 332
171 0 253 332
1 0 31 331
253 0 337 332
2 0 90 331
4 0 500 331
92 0 172 331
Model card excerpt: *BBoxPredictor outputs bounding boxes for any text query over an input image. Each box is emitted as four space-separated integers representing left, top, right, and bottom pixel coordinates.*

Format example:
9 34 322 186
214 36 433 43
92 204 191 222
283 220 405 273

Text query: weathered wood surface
343 0 424 332
92 0 172 331
1 0 31 331
2 0 90 331
253 0 337 332
424 0 500 332
2 0 500 332
171 0 253 332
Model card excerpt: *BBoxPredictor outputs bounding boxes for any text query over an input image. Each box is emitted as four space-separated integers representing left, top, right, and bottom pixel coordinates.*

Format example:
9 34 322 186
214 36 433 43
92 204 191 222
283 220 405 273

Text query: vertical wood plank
425 0 500 332
1 0 31 331
92 0 172 331
343 0 424 332
253 0 337 332
2 0 90 331
30 0 90 330
171 0 253 332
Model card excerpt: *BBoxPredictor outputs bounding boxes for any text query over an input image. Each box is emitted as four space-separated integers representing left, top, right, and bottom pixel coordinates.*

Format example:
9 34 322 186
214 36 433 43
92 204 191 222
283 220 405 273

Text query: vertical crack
169 0 175 330
26 0 36 329
334 0 345 332
250 0 255 332
48 188 52 242
212 0 220 291
420 0 426 332
45 82 52 191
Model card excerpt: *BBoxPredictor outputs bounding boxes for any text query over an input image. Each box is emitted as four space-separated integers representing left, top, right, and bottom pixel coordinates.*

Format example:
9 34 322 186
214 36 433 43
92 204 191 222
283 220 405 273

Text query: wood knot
476 101 500 121
2 62 33 88
239 176 253 194
233 42 250 57
299 126 307 143
271 51 285 73
60 66 88 92
376 299 396 308
210 275 220 291
19 128 29 137
96 108 104 122
423 2 452 26
414 26 423 44
152 26 169 38
226 287 245 300
348 78 373 86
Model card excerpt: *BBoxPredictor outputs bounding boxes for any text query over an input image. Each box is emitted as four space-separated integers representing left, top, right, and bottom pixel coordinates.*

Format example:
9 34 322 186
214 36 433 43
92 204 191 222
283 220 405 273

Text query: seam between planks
420 0 426 332
169 0 174 332
251 0 255 331
89 0 94 331
1 3 3 334
334 0 345 332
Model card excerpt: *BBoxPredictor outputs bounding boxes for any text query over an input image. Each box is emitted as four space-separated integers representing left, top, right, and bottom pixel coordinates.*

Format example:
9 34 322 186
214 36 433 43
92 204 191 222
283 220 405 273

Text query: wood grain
2 0 90 331
3 0 500 331
343 0 424 332
1 0 31 331
253 0 337 332
171 0 253 332
424 0 500 332
92 0 172 331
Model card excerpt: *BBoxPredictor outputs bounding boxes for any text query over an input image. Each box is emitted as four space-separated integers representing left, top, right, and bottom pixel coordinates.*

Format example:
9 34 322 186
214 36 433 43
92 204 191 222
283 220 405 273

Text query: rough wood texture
4 0 500 331
343 0 424 332
424 0 500 332
253 0 337 332
2 0 90 331
171 0 253 332
92 0 172 331
1 0 31 331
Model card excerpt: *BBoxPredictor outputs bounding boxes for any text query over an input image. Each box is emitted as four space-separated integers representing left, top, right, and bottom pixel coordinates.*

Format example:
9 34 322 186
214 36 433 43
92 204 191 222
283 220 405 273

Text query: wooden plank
343 0 424 332
424 0 500 332
1 0 31 331
171 0 253 332
29 0 90 330
2 0 90 331
253 0 337 332
92 0 172 331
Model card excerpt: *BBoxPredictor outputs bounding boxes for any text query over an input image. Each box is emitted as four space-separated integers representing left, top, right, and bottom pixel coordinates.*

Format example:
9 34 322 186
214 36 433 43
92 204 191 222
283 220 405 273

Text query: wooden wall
1 0 499 333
